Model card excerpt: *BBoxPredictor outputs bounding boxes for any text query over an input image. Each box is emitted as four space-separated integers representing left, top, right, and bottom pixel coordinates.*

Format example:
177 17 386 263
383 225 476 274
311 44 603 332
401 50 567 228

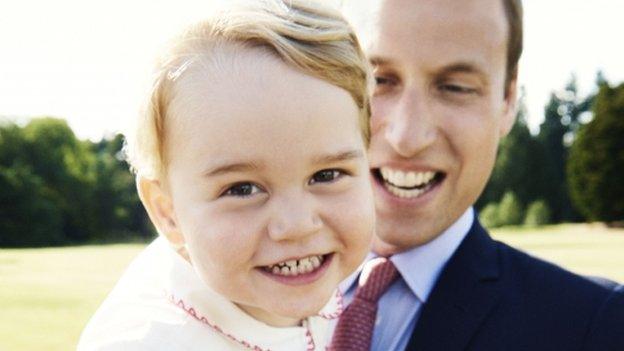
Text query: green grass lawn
1 224 623 351
491 223 624 283
0 244 145 351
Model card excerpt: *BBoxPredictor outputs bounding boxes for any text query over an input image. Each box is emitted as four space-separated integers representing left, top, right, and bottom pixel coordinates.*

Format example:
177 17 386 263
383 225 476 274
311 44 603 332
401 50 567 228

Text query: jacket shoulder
493 239 624 349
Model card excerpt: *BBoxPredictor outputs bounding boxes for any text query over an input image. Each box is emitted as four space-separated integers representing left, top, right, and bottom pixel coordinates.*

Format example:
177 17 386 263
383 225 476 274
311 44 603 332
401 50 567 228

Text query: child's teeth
267 255 326 276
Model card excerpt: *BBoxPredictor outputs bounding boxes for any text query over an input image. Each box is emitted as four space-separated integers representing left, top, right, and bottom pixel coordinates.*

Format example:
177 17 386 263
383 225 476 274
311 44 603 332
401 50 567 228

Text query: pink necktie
329 257 399 351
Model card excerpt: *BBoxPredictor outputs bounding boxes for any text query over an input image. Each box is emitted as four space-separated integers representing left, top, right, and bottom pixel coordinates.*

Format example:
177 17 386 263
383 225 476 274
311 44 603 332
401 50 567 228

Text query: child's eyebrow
311 149 364 165
203 161 263 177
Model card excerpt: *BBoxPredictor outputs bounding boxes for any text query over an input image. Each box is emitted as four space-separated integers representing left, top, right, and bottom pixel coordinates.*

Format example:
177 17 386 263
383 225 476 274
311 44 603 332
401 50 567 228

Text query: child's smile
259 253 333 285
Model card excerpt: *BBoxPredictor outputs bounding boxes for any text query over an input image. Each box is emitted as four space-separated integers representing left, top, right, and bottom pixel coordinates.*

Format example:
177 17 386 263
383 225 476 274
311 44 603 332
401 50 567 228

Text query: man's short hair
503 0 523 90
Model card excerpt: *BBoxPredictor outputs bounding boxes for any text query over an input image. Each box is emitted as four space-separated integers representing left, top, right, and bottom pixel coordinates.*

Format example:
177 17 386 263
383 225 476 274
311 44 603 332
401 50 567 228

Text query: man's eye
309 169 343 185
440 84 477 94
374 75 398 87
222 182 262 197
373 74 400 96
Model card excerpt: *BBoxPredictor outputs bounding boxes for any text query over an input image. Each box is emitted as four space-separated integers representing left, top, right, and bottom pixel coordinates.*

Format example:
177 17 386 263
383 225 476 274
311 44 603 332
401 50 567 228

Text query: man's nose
267 192 322 242
384 90 437 157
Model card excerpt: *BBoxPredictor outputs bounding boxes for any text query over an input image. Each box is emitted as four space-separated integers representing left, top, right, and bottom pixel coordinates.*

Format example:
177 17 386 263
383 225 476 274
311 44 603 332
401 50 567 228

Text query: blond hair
125 0 370 179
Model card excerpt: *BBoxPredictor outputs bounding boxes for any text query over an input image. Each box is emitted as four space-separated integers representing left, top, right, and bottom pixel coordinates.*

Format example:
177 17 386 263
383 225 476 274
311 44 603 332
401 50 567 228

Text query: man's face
359 0 517 254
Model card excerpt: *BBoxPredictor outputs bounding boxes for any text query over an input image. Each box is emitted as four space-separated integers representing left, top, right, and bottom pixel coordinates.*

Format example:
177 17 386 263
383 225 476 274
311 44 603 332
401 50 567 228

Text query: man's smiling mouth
373 167 445 199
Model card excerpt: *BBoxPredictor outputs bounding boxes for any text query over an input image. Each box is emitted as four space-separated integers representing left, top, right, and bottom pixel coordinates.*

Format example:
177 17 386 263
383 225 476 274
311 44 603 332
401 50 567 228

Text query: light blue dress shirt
336 207 474 351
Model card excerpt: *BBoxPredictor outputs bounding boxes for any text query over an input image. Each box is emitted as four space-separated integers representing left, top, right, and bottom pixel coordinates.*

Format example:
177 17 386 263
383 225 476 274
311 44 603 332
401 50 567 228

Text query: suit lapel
405 219 502 351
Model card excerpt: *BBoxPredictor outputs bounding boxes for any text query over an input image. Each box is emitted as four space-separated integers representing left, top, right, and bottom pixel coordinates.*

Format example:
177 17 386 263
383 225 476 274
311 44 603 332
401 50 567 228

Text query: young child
77 0 374 350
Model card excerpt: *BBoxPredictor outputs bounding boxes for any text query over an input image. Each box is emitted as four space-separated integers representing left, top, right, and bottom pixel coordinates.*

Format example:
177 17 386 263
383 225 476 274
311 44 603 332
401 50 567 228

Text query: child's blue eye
223 182 262 197
309 169 343 185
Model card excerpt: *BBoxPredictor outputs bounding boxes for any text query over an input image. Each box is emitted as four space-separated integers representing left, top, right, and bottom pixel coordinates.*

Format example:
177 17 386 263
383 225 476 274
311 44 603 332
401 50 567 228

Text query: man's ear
500 69 519 138
137 176 185 248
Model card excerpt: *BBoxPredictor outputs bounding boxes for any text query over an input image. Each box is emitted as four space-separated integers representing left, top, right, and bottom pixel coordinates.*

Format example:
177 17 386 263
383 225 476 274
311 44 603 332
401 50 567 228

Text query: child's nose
267 193 322 241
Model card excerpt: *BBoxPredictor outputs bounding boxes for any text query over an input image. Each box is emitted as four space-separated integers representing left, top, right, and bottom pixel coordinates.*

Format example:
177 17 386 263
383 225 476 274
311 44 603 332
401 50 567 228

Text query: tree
480 203 501 229
0 165 64 246
498 192 523 226
90 134 152 240
567 83 624 223
478 89 546 209
0 123 64 246
0 122 27 167
537 75 592 222
1 118 152 247
21 117 98 242
524 200 552 227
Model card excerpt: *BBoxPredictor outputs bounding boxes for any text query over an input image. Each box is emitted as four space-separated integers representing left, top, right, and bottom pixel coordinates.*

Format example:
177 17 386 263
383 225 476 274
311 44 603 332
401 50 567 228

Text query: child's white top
77 237 342 351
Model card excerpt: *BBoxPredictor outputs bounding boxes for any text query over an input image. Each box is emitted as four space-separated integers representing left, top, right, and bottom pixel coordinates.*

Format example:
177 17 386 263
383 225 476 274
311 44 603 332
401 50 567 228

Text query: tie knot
355 257 399 302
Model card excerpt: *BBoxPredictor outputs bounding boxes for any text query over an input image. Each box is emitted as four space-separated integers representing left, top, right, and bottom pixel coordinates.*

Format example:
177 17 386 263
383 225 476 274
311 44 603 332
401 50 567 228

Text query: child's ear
137 176 185 248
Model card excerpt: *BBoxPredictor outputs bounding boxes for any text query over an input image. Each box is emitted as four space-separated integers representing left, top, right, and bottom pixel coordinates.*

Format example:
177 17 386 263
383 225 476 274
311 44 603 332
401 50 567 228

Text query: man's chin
372 221 443 255
371 236 403 256
372 231 420 256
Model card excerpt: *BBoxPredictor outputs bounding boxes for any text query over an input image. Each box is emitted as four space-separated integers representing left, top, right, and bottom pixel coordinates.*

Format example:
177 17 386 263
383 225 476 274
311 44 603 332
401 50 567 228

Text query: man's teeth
379 168 438 199
266 255 325 276
384 182 433 198
380 168 436 188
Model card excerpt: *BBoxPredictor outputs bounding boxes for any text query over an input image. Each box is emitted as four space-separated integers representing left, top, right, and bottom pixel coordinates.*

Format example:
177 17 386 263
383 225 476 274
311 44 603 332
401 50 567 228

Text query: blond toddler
78 1 374 350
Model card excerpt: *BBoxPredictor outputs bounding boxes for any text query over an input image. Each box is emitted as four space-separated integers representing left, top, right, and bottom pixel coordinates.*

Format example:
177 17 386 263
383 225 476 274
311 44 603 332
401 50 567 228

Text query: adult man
331 0 624 350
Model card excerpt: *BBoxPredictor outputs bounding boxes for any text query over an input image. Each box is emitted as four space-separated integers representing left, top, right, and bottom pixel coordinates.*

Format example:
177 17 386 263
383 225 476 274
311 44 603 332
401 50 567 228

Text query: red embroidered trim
168 294 317 351
317 289 344 320
302 320 316 351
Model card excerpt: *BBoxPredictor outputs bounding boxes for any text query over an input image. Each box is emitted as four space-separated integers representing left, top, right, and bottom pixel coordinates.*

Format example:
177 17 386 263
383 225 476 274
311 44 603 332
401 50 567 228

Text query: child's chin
269 293 331 320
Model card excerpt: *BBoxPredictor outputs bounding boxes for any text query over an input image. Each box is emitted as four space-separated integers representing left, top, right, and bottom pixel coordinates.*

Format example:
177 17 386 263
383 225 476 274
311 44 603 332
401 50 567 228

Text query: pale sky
1 0 623 140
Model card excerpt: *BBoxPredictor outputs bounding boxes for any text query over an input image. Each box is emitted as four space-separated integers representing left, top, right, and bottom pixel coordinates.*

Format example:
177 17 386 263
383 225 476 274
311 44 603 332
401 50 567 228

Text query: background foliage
476 73 623 228
0 119 153 247
567 82 624 222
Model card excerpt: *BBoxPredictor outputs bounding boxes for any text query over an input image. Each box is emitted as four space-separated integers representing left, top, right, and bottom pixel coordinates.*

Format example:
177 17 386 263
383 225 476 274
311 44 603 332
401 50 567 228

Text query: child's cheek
194 209 264 265
322 182 374 258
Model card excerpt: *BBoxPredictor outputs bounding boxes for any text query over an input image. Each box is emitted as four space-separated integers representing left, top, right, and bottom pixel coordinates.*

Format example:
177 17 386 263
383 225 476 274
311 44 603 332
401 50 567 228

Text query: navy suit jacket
405 218 624 351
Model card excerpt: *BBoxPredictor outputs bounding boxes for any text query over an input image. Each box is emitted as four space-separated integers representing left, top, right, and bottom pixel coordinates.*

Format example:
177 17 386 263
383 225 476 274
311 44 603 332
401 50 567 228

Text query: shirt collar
340 207 474 303
392 207 474 302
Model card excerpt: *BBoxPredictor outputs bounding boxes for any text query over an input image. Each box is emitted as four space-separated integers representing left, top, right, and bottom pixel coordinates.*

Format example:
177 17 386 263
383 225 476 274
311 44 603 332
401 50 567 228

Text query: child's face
154 51 374 326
